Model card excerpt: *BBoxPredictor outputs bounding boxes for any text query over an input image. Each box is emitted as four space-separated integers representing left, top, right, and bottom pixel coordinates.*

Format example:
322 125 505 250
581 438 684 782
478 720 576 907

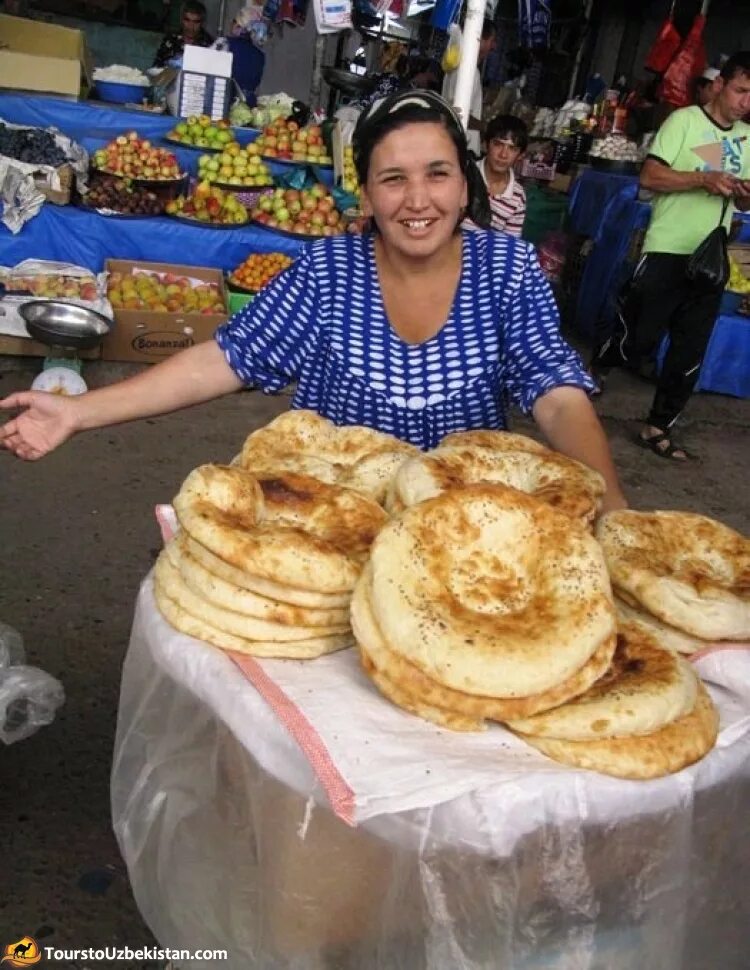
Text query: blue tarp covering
0 205 307 272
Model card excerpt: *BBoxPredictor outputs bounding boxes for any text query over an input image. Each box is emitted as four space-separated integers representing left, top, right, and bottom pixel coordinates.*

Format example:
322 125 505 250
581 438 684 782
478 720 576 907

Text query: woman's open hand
0 391 81 461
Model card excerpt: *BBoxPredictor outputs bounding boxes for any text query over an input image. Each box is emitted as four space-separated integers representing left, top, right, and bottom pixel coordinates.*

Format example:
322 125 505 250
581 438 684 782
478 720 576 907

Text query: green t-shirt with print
643 105 750 255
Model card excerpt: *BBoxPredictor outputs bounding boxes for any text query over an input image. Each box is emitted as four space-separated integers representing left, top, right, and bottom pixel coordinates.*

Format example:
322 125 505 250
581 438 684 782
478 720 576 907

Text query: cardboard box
0 334 100 359
101 260 228 364
0 14 91 98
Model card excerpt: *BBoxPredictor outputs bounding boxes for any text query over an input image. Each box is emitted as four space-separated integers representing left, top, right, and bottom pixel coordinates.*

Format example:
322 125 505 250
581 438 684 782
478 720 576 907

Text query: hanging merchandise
659 10 708 107
518 0 552 50
312 0 353 32
441 23 463 73
644 0 682 73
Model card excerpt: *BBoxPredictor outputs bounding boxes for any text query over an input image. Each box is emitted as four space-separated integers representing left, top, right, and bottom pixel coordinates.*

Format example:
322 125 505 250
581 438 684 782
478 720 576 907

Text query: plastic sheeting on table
111 578 750 970
568 169 640 241
0 203 306 273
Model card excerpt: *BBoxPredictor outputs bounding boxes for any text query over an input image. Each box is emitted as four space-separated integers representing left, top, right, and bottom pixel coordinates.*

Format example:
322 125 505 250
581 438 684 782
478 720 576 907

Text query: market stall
105 417 750 970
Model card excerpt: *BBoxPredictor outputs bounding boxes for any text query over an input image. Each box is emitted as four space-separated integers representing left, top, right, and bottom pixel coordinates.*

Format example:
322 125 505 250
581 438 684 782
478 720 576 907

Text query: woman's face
361 121 467 261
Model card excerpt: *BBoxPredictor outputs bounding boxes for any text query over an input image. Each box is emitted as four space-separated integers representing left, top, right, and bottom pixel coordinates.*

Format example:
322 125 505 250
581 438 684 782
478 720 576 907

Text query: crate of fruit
0 259 111 339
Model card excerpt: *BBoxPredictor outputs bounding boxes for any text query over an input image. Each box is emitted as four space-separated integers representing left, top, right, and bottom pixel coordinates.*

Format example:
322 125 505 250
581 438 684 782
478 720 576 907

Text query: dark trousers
593 253 722 430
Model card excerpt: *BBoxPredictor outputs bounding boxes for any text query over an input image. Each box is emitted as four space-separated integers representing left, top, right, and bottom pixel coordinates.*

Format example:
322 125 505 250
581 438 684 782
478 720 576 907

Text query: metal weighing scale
17 300 112 395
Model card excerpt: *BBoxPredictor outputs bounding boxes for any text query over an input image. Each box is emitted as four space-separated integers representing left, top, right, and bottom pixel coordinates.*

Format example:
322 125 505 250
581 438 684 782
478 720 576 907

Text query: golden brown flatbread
368 485 616 698
154 573 353 659
507 623 698 740
392 446 605 524
352 563 616 725
514 683 718 779
597 510 750 640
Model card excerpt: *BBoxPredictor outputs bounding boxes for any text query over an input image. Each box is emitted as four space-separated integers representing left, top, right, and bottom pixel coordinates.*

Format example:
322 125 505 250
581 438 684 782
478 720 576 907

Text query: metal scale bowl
18 301 112 392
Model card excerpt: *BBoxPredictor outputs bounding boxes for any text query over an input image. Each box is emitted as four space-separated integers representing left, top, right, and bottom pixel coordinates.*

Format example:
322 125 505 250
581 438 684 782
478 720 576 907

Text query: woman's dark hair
353 97 468 185
485 114 529 152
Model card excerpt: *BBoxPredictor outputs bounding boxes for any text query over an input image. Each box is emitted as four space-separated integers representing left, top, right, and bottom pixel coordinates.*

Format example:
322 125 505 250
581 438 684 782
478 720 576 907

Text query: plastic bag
0 621 25 668
0 665 65 745
441 24 462 73
659 14 707 108
644 0 681 74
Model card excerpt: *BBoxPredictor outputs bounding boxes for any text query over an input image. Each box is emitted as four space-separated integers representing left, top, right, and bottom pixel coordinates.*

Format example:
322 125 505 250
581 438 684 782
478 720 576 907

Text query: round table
111 579 750 970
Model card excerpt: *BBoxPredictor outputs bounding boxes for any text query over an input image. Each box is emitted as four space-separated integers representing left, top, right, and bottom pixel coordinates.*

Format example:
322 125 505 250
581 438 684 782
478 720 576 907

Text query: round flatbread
368 485 616 697
437 430 550 454
156 551 350 641
514 683 718 780
392 447 604 524
173 463 264 538
615 595 705 656
182 535 351 609
167 535 350 627
240 409 416 470
359 646 485 732
507 623 698 739
597 510 750 640
154 574 353 659
173 466 387 593
353 564 616 723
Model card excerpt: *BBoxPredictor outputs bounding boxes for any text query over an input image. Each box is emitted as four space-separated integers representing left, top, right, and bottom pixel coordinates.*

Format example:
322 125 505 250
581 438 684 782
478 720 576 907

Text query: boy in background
479 114 528 236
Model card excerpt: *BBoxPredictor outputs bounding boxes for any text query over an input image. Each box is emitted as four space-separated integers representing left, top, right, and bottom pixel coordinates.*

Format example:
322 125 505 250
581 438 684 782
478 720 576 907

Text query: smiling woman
0 90 626 511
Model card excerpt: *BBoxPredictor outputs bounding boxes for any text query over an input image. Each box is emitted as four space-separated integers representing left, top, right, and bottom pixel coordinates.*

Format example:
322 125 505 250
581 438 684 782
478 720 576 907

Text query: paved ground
1 356 748 967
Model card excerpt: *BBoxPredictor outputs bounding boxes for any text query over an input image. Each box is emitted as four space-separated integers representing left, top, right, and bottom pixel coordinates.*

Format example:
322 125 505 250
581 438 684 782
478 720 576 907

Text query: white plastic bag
0 665 65 745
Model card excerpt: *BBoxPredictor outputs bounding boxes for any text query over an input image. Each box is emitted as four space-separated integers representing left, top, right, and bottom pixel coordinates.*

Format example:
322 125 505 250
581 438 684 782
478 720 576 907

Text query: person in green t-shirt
592 51 750 461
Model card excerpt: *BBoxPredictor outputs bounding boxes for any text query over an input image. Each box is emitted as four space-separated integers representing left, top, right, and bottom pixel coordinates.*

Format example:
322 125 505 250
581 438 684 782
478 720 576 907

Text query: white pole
450 0 485 132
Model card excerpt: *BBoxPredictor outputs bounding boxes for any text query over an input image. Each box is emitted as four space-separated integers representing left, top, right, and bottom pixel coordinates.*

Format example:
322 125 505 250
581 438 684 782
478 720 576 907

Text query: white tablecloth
111 579 750 970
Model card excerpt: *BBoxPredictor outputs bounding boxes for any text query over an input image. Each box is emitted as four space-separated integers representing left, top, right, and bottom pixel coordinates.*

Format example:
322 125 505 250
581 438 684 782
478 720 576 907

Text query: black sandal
635 431 695 462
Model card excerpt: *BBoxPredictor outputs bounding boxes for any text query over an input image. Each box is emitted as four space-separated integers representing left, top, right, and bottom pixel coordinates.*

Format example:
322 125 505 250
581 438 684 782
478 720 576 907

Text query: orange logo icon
1 938 42 966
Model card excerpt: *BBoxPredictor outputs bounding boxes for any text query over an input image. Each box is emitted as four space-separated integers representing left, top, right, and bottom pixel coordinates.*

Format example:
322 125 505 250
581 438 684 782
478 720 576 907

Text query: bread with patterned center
368 484 616 698
597 510 750 640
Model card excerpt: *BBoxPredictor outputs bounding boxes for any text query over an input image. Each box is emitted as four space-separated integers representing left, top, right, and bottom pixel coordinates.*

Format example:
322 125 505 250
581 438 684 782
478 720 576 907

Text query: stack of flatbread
597 510 750 654
385 429 606 526
506 622 719 779
237 410 418 505
352 483 618 731
154 464 388 658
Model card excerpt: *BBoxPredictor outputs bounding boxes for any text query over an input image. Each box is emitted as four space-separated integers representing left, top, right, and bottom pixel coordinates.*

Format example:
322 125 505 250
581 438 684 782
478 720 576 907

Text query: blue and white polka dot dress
215 229 594 450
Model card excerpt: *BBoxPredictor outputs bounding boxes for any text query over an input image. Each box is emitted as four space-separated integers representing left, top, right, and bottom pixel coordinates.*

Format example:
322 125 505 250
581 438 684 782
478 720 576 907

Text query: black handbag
686 197 731 290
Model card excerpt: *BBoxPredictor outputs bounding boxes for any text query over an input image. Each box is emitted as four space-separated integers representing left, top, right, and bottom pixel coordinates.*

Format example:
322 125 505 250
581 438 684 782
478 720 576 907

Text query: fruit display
165 183 249 225
6 273 99 302
253 119 333 166
83 177 163 216
248 185 346 236
92 132 182 181
107 269 225 314
167 115 235 149
341 145 360 198
229 102 290 129
728 256 750 294
0 122 67 167
196 143 273 188
228 252 294 292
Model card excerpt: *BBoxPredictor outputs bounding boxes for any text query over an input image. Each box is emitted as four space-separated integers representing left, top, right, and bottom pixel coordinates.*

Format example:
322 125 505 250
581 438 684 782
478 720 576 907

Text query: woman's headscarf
353 89 491 229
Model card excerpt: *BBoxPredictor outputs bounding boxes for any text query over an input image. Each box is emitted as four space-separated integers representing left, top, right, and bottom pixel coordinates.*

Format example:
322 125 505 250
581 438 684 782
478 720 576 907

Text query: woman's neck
375 232 463 280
